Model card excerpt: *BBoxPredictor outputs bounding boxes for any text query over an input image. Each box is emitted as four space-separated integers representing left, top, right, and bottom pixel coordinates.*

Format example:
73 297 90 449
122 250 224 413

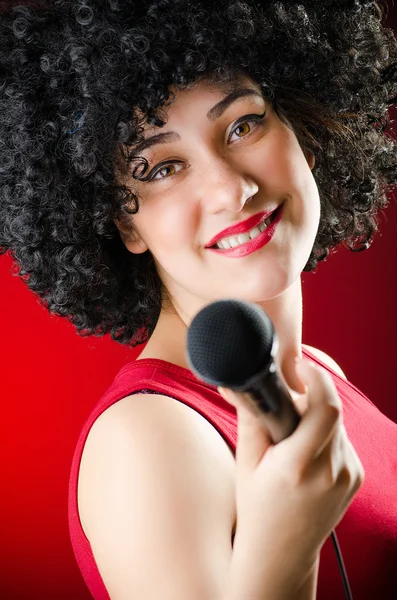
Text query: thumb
218 386 274 476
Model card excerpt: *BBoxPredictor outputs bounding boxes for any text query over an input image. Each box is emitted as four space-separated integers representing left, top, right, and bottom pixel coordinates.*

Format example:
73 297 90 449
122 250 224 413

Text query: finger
281 359 343 468
313 432 365 520
318 421 364 481
334 434 365 498
295 358 342 411
218 386 274 475
281 353 308 397
308 421 346 486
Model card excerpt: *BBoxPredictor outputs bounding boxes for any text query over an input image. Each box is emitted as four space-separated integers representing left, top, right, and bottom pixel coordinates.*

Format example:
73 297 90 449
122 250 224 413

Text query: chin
217 270 298 304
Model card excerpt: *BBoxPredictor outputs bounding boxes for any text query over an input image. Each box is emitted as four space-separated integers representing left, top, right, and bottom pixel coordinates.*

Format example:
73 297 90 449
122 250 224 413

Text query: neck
257 278 304 395
139 278 304 396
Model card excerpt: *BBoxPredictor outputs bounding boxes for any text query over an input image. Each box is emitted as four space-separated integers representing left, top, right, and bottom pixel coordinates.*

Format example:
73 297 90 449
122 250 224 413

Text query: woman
1 1 396 599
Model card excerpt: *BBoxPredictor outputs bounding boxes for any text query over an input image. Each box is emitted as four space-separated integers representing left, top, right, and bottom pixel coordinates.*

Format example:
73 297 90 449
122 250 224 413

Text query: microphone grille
186 299 274 387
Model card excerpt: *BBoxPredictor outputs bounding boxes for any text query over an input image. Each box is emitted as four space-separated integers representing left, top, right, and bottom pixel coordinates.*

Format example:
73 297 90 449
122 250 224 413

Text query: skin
115 74 320 406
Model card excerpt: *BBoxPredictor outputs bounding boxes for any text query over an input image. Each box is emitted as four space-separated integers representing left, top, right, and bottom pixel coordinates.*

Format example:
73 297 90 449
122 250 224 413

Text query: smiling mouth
210 205 281 250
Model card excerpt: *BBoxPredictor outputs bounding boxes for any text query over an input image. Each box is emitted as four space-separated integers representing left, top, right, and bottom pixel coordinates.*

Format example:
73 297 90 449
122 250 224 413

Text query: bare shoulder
303 344 347 380
77 392 236 599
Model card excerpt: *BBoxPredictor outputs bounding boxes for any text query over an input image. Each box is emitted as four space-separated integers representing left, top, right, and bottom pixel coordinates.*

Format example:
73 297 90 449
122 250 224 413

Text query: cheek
248 128 306 192
142 199 197 255
280 137 321 225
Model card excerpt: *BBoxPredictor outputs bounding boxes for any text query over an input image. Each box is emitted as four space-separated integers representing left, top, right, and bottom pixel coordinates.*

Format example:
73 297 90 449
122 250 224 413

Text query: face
116 75 320 319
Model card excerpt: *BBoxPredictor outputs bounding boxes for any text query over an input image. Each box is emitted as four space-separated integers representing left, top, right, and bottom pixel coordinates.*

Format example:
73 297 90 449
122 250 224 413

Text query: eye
233 122 251 138
151 161 186 181
145 111 267 183
228 112 266 143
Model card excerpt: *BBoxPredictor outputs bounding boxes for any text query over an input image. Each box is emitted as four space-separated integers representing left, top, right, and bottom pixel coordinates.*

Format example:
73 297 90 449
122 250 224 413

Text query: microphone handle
233 363 301 444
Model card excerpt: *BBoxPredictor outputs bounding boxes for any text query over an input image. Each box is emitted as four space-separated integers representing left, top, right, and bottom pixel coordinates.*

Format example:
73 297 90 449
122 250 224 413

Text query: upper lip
205 206 280 248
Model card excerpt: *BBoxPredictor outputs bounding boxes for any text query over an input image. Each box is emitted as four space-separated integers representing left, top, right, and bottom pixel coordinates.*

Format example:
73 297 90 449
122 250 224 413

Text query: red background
0 4 396 599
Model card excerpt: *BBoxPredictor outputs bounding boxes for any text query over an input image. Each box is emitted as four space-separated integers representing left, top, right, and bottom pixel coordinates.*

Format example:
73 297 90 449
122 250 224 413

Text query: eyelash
147 111 267 183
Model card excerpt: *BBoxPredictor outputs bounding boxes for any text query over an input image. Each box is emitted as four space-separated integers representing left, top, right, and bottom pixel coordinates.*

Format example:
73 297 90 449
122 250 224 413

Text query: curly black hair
0 0 396 346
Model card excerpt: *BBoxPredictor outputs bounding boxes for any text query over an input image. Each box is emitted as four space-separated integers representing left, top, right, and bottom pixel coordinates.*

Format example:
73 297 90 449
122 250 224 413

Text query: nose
199 155 259 214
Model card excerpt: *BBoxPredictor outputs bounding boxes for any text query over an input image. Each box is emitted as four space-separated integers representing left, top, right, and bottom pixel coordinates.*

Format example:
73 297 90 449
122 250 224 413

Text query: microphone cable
331 530 353 600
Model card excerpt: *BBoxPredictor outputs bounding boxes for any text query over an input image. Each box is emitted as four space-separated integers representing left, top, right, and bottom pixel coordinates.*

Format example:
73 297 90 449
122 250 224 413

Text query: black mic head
186 299 275 388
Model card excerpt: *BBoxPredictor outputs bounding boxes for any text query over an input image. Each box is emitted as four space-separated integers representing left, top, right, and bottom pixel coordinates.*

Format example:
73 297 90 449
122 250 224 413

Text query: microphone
186 298 354 600
186 298 301 444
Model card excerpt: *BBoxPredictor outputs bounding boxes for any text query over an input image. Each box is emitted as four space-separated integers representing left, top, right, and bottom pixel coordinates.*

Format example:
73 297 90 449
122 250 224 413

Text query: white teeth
249 225 262 239
215 220 268 249
237 233 251 245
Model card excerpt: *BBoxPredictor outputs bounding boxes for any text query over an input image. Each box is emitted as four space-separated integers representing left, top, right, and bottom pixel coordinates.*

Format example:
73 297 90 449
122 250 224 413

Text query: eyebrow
129 131 180 156
206 88 264 121
128 88 265 157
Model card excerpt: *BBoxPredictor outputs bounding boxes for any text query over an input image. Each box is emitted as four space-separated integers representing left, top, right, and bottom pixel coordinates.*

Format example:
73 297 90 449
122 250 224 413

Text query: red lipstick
205 206 279 249
206 203 284 258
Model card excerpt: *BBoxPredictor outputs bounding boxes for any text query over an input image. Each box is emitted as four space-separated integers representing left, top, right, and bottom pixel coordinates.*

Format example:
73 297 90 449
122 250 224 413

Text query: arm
222 530 319 600
294 556 319 600
79 391 320 600
78 392 237 600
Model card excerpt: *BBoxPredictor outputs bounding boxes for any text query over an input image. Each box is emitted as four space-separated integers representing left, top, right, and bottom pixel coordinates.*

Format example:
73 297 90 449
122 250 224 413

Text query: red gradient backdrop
0 4 396 599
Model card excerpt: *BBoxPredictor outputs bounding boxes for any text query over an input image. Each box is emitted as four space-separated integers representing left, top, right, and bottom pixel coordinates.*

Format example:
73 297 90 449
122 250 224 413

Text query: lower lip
206 204 284 258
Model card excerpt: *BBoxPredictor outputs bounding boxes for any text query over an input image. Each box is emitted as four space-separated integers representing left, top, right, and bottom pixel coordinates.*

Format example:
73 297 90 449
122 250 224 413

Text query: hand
219 357 364 578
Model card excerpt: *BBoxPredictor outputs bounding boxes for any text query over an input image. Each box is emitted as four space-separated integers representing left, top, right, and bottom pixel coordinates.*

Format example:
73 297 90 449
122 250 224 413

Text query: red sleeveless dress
68 348 397 599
